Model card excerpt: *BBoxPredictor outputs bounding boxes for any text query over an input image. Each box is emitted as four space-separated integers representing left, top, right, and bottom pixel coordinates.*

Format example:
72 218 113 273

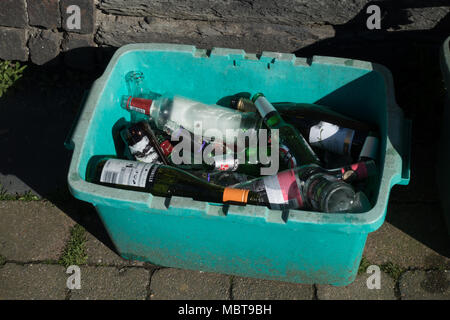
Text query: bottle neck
252 94 285 128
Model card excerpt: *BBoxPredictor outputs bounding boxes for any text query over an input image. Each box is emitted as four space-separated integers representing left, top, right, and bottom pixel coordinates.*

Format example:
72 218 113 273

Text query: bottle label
309 121 355 155
127 97 152 116
159 140 174 157
359 136 379 160
214 156 239 171
254 96 276 118
262 169 303 209
100 159 153 188
128 136 161 163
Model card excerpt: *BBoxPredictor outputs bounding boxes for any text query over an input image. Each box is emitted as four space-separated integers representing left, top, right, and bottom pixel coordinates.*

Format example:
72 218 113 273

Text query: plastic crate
66 43 411 286
438 36 450 235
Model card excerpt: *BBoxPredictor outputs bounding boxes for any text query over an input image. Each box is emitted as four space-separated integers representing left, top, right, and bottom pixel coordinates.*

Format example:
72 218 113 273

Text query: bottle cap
223 188 249 204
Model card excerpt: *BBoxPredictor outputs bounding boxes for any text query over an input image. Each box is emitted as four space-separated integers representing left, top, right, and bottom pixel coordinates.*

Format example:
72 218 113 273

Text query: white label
129 136 150 154
129 106 147 114
309 121 355 155
100 159 153 188
128 136 161 163
254 96 275 118
263 175 287 205
213 155 239 171
136 151 160 163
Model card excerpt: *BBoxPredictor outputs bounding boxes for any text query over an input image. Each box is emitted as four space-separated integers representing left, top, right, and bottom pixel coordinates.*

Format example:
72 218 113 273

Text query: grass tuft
0 60 27 97
58 224 88 268
0 185 40 201
380 262 405 281
358 256 371 275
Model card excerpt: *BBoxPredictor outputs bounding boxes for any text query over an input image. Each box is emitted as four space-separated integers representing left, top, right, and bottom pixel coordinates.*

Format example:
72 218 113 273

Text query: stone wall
0 0 448 68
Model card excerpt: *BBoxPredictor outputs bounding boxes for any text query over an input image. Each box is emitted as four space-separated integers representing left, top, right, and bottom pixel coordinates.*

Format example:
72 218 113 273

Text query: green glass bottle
231 97 378 160
251 93 322 167
85 156 266 206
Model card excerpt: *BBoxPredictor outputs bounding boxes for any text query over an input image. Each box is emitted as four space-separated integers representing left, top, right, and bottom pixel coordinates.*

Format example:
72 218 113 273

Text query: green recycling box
66 43 411 286
438 35 450 235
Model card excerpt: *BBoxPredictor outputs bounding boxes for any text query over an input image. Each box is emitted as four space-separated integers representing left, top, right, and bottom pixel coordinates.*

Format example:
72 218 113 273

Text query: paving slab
85 232 145 267
232 276 314 300
69 266 149 300
316 272 396 300
363 202 450 269
0 263 67 300
399 270 449 300
0 201 76 262
150 268 230 300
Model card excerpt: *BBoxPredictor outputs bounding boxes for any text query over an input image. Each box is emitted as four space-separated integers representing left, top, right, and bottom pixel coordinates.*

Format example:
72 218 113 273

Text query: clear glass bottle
121 94 263 143
233 160 376 212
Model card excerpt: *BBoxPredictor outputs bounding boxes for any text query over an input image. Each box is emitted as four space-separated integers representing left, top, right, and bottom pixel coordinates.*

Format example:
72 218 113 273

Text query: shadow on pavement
0 47 119 253
294 1 450 256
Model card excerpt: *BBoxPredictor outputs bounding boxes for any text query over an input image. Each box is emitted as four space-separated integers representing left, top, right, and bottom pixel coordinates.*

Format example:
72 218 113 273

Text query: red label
277 169 303 208
351 162 368 179
159 140 174 156
127 97 152 116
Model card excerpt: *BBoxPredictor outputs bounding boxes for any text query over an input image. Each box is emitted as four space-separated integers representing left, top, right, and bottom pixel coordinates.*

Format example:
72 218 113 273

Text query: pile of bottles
86 71 380 213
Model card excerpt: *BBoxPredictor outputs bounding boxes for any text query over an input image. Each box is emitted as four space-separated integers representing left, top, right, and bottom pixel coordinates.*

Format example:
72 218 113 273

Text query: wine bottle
85 156 266 206
190 171 254 187
252 93 322 167
120 94 263 143
230 97 373 132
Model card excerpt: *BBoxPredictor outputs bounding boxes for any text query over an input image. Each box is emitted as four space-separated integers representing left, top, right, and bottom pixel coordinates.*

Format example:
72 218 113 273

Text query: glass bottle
233 160 375 212
121 94 263 143
252 93 322 167
231 96 378 159
85 156 267 206
120 121 173 165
